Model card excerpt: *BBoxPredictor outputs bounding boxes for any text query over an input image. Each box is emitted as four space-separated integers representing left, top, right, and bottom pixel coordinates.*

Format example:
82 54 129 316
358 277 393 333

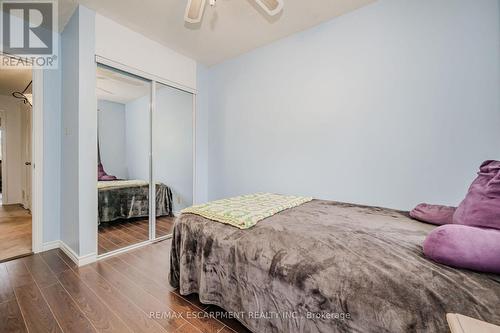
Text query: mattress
169 199 500 333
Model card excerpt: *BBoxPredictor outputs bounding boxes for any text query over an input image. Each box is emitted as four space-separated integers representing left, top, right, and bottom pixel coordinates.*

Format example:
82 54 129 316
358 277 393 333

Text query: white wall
94 14 197 90
97 100 128 179
0 95 23 204
204 0 500 210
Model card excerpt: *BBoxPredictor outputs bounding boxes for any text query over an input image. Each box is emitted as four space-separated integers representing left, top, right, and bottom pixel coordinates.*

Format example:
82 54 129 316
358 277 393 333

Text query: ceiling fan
185 0 284 24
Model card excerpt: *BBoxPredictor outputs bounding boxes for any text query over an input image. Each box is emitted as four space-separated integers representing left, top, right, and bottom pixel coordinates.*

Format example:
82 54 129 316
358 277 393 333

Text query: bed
170 199 500 333
98 180 172 224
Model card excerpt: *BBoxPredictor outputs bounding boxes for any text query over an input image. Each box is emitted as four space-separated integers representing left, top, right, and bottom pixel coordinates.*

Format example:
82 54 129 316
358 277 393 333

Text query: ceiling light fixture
185 0 284 24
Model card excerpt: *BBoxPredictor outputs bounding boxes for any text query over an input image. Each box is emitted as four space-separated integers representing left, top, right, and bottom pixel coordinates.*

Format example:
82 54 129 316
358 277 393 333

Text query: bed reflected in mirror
96 64 154 255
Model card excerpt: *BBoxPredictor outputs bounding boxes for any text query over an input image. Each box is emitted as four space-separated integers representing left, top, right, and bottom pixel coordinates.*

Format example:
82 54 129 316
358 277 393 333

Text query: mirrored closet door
96 61 195 256
96 64 152 255
153 83 193 239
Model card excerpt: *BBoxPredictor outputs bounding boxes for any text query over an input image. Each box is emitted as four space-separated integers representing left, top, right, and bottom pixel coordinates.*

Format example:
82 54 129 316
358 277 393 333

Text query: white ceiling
0 56 32 97
96 66 150 104
59 0 376 66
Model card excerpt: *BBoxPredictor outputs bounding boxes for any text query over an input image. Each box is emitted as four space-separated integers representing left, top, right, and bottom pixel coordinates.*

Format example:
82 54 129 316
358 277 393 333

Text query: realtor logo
1 0 58 68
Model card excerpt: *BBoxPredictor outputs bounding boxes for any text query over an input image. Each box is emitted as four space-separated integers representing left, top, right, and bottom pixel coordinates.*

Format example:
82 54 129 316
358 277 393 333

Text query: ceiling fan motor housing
185 0 283 24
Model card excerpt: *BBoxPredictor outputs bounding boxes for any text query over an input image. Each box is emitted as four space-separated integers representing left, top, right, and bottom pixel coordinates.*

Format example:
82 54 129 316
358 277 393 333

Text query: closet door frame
95 56 197 259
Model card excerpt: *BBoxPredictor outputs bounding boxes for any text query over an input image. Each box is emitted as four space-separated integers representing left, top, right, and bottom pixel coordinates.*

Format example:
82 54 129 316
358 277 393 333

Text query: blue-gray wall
77 6 97 257
195 64 209 204
203 0 500 210
153 85 194 211
60 8 80 252
42 59 62 243
98 100 128 179
60 6 96 256
124 87 194 212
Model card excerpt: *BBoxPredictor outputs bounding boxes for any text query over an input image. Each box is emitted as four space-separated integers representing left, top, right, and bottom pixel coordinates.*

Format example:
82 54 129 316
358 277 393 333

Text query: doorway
0 59 34 262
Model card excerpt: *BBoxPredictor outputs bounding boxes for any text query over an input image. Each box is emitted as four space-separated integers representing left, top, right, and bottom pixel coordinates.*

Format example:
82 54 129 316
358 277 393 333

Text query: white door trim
32 69 44 253
0 110 6 205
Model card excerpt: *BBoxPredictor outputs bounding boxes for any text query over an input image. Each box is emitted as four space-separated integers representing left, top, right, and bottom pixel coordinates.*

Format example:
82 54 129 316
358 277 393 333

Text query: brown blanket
98 182 172 224
169 200 500 333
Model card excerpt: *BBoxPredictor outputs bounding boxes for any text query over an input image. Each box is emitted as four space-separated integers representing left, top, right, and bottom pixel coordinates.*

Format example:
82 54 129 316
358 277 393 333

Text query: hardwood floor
0 204 32 262
0 240 251 333
98 216 175 255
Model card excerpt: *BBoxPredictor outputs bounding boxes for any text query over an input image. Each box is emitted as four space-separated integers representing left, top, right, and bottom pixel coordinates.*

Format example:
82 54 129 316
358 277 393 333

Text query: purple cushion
423 224 500 274
410 203 456 225
99 175 117 181
97 163 117 181
453 160 500 230
98 163 107 177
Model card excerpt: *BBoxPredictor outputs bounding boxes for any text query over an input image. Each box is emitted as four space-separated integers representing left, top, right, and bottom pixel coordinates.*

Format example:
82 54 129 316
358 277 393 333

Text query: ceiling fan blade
254 0 284 16
185 0 206 23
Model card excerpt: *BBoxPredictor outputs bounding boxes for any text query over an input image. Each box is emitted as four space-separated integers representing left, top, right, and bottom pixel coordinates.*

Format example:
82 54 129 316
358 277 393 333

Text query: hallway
0 204 31 262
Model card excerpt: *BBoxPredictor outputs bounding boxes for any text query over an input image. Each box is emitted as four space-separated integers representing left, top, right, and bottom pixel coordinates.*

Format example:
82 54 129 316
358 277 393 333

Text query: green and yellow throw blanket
181 193 313 229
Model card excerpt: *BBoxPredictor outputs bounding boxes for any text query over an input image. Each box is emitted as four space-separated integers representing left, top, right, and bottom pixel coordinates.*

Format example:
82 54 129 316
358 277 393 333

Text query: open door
21 103 32 211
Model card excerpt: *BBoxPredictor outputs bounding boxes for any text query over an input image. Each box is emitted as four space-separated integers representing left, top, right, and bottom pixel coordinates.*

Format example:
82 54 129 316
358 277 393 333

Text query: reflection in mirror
96 64 152 255
154 83 193 239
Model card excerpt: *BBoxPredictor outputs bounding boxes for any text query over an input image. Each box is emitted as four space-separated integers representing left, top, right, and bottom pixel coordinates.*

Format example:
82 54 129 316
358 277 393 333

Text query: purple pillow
98 163 107 178
410 203 456 226
99 175 117 181
97 163 117 181
453 160 500 230
423 224 500 274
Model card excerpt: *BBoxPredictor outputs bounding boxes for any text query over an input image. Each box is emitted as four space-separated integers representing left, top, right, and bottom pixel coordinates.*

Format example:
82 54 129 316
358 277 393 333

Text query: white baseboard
78 252 98 266
58 241 79 265
173 211 181 217
41 240 97 267
42 240 60 251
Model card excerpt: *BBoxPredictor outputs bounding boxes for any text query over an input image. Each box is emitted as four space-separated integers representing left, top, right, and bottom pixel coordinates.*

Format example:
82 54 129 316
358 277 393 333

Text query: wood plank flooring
0 240 251 333
0 204 32 262
98 216 175 255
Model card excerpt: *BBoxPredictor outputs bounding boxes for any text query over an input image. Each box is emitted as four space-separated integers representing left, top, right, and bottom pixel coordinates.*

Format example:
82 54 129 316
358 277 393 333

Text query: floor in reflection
98 216 175 255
